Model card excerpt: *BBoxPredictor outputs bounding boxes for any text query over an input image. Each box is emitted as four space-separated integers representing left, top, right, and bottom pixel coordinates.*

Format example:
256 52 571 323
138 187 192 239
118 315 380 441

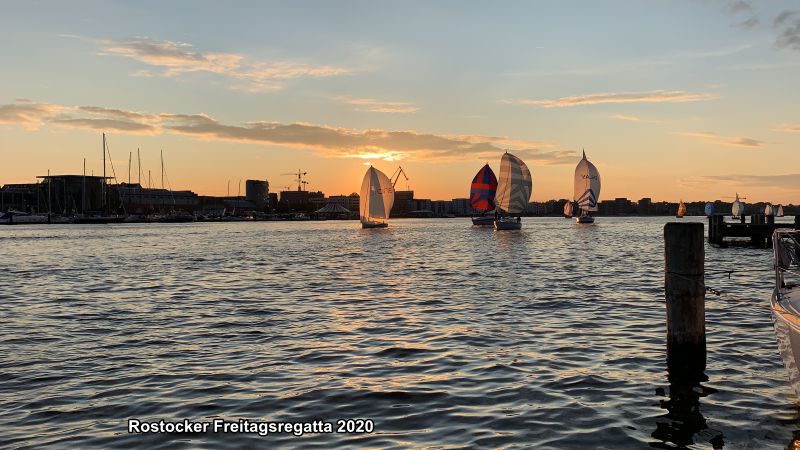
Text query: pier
707 214 800 246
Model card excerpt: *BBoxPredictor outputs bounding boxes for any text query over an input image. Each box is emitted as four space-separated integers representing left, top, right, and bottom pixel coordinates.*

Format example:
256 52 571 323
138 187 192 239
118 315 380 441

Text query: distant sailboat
469 164 498 226
574 150 600 224
732 193 745 218
494 152 532 230
777 205 785 217
563 201 574 218
359 166 395 228
765 204 775 216
676 200 686 218
704 202 715 216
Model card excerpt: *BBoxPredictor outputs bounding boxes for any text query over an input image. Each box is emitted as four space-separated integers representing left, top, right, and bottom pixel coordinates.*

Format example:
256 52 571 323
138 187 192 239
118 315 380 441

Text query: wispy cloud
775 124 800 133
96 37 351 91
611 114 642 122
677 131 763 148
0 100 575 164
694 173 800 189
774 10 800 51
337 96 419 113
511 90 714 108
0 101 65 129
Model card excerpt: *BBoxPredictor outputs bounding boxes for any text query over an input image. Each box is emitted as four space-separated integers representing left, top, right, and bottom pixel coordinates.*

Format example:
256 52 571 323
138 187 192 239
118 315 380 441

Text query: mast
128 152 131 184
47 169 51 219
137 148 142 185
161 149 164 189
82 158 86 213
102 133 107 214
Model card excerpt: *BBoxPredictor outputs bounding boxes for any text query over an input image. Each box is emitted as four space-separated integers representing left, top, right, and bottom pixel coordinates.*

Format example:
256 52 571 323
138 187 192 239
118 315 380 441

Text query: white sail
573 150 601 212
777 205 785 217
495 152 532 214
359 166 394 225
563 201 573 216
732 200 744 217
765 204 775 216
677 201 686 217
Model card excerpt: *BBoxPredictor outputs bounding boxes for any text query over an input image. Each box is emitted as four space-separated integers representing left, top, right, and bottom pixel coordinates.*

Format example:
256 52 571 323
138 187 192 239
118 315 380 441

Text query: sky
0 0 799 203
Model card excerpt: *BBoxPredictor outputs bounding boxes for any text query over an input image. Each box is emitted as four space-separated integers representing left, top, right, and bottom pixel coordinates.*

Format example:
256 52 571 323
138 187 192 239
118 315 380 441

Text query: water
1 217 798 449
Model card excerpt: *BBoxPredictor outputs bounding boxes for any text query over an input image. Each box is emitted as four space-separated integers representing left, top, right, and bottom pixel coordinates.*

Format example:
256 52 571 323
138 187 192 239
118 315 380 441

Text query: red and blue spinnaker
470 164 498 212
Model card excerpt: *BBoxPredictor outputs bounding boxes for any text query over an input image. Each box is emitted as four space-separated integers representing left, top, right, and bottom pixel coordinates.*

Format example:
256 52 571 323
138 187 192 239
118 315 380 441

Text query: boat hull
771 288 800 397
361 221 388 229
576 215 595 224
73 216 126 224
471 215 494 226
494 217 521 230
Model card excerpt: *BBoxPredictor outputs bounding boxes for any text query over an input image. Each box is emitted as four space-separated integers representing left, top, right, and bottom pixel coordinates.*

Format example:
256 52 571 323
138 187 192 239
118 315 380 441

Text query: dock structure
707 214 800 246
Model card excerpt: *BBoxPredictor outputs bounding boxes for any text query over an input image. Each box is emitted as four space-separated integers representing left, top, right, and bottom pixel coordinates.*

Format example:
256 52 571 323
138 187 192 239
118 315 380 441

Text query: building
638 198 652 215
391 190 414 216
451 198 471 216
280 190 324 212
116 183 200 213
245 179 269 210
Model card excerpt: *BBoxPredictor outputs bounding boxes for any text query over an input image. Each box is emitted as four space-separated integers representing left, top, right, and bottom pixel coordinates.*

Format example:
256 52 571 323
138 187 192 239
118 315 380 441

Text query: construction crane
282 170 308 191
391 166 409 190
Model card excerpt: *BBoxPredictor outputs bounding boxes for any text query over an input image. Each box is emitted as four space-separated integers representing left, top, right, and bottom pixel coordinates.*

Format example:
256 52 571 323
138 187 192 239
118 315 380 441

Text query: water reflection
651 375 723 449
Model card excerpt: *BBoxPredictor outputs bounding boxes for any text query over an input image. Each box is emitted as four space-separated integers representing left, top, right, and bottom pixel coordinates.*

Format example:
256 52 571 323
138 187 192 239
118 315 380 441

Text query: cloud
774 10 800 51
694 173 800 189
96 37 351 91
775 124 800 133
677 131 763 148
337 97 419 113
722 0 760 28
0 100 576 164
511 90 714 108
0 101 64 129
611 114 641 122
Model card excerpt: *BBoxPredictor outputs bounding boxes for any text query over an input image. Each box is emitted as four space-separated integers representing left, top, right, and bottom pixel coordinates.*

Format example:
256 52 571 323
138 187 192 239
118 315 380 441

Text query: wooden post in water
664 222 706 380
708 215 724 245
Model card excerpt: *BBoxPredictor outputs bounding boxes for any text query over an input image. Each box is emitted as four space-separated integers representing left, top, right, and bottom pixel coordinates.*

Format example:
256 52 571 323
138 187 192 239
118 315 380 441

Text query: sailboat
766 204 775 216
494 152 532 230
563 201 574 218
778 205 785 217
676 200 686 218
574 150 600 224
74 133 126 224
359 166 395 228
470 164 498 226
731 193 745 218
704 202 715 216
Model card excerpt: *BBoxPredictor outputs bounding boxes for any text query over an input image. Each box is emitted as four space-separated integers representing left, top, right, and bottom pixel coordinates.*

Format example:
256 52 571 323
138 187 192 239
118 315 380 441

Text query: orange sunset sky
1 1 799 203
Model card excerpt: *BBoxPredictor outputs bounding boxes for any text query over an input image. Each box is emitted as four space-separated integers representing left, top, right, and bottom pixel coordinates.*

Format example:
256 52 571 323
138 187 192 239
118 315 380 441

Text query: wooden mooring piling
708 214 799 247
664 223 706 380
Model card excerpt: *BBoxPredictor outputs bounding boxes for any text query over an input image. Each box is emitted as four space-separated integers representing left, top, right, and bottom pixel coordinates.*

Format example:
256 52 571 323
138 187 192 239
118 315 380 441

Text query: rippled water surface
1 217 799 448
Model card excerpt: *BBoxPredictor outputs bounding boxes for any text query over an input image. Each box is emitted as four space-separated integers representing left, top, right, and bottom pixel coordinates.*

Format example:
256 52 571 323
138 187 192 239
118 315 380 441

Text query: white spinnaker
574 151 601 212
778 205 785 217
360 166 394 223
765 204 774 216
495 152 532 214
564 202 573 216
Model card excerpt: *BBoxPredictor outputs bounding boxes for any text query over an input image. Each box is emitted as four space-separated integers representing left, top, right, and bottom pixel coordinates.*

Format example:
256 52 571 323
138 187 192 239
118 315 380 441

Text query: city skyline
1 1 799 203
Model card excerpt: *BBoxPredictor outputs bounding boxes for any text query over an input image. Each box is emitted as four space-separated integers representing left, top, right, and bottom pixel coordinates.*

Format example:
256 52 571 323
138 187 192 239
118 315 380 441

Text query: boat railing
774 230 800 294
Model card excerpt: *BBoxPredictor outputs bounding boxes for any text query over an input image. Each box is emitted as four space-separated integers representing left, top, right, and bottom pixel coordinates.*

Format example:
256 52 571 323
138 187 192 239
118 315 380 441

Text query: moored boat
771 230 800 396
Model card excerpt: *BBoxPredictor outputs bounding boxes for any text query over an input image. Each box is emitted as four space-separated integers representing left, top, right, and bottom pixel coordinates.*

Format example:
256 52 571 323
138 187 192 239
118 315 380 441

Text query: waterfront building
450 198 471 216
245 179 269 210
